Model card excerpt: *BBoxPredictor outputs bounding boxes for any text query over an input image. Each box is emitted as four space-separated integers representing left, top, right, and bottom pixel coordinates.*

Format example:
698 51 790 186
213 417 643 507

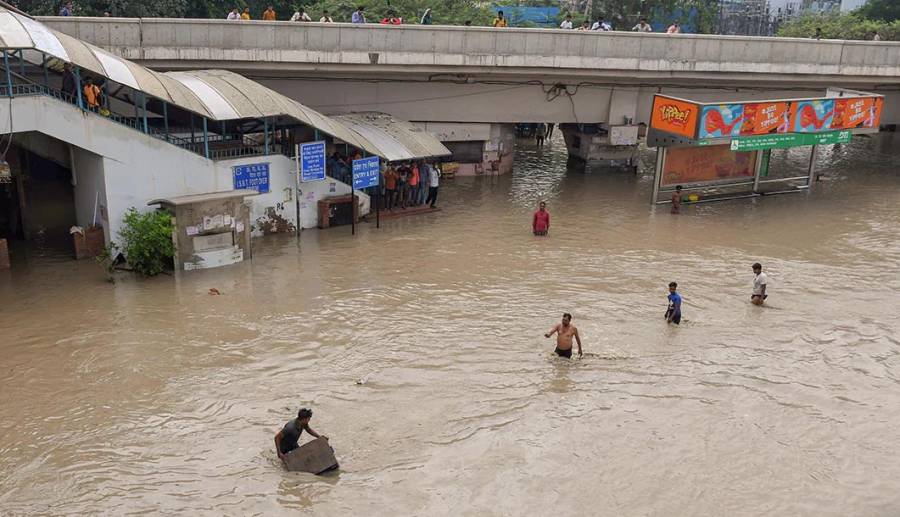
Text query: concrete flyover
40 18 900 126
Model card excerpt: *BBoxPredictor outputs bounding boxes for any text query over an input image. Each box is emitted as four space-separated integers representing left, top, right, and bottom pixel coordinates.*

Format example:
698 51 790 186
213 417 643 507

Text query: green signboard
725 130 852 152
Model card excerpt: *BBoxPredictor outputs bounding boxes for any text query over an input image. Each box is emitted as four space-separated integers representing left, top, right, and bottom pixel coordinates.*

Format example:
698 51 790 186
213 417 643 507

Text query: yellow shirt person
241 8 251 20
492 12 508 27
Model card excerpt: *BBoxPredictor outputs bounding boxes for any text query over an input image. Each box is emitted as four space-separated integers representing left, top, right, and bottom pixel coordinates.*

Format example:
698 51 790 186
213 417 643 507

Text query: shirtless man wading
545 313 583 358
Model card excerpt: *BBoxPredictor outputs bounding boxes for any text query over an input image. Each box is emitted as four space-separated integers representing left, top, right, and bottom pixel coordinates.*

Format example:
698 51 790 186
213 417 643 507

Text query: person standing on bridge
320 10 334 22
560 14 573 29
61 63 78 104
493 11 508 27
420 8 433 25
632 18 652 32
263 5 277 21
666 22 681 34
59 2 73 16
241 7 251 20
290 8 312 21
352 6 366 24
533 201 550 236
226 8 239 20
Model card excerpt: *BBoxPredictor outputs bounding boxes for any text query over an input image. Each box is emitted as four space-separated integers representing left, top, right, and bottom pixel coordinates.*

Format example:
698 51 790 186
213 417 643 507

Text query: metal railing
0 80 288 162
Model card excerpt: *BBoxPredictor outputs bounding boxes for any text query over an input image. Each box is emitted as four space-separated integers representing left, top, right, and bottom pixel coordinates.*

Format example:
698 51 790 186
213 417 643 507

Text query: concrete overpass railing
40 17 900 83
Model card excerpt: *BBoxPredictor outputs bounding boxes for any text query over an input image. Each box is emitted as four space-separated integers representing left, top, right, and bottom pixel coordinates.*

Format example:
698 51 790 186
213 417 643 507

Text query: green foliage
856 0 900 23
117 208 175 276
777 12 898 40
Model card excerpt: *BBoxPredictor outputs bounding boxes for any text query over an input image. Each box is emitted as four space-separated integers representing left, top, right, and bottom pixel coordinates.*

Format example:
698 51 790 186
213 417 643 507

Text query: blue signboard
299 141 326 182
352 156 380 190
233 163 269 193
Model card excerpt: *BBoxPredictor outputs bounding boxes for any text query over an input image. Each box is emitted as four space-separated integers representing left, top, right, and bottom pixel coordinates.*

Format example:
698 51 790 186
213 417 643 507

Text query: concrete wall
39 18 900 125
71 147 109 242
41 18 900 81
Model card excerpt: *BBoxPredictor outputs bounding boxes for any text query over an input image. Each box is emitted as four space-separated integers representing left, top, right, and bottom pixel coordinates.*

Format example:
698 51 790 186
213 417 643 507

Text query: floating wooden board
283 437 339 474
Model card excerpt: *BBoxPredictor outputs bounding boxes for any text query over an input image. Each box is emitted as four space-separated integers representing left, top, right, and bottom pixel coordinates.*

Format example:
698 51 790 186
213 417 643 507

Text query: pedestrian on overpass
632 18 652 32
263 5 277 20
320 10 334 23
61 63 77 104
290 8 312 21
560 14 573 30
492 11 508 27
241 7 251 20
420 8 433 25
352 6 366 24
226 8 239 20
82 77 102 111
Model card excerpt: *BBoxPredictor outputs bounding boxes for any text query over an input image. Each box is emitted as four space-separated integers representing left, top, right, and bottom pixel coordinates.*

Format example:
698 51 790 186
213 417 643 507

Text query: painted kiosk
647 89 883 205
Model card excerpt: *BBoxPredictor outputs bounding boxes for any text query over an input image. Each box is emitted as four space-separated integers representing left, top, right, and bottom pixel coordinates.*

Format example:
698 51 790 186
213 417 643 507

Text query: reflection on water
2 133 900 515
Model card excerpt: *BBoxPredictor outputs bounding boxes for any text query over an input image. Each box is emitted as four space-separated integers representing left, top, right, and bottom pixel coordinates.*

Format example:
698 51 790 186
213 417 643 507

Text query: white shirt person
751 263 768 305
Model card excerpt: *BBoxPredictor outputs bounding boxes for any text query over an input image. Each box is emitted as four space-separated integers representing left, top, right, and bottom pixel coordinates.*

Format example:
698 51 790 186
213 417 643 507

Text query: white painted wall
2 95 370 248
71 147 109 243
216 154 370 235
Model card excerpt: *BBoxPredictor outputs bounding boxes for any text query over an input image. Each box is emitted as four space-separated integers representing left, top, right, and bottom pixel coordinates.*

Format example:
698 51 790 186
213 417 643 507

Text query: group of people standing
382 161 441 210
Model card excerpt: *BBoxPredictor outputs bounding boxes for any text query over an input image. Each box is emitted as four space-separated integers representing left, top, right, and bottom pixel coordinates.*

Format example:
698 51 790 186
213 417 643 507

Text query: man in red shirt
533 201 550 235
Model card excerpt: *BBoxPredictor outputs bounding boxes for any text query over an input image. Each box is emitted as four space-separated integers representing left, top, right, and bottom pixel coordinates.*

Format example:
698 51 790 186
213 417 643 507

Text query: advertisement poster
739 102 790 135
789 99 835 133
650 95 699 139
871 97 884 128
699 105 745 139
662 145 756 186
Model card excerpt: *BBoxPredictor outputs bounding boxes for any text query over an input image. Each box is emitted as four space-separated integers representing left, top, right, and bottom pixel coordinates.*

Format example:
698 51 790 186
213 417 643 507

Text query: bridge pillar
561 88 641 168
417 122 514 176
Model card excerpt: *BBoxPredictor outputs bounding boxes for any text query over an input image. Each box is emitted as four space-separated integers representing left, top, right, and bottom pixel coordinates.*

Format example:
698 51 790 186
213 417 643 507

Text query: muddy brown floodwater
2 134 900 516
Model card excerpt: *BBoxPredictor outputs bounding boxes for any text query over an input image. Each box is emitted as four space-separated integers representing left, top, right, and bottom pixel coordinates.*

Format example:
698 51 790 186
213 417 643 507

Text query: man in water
274 408 328 462
545 313 582 358
533 201 550 236
665 282 682 325
751 262 768 306
671 185 683 214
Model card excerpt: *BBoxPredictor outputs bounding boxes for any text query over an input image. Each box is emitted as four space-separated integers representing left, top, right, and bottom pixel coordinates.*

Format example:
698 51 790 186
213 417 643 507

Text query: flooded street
2 134 900 516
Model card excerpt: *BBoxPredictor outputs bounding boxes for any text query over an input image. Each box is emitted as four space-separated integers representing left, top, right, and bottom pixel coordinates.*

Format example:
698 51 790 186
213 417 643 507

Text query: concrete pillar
561 88 641 167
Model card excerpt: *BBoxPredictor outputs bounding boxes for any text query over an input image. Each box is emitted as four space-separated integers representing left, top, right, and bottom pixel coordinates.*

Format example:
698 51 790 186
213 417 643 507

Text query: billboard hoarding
661 145 756 187
650 95 699 139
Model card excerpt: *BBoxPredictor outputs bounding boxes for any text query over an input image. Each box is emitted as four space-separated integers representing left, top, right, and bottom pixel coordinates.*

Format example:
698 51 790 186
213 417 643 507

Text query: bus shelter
646 88 883 205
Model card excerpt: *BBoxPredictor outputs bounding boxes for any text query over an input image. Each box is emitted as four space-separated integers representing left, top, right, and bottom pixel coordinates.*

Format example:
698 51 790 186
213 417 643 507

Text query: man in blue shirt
665 281 682 325
352 6 366 24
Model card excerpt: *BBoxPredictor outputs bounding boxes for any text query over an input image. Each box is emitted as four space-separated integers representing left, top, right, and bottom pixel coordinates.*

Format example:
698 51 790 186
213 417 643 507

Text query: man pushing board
274 407 339 474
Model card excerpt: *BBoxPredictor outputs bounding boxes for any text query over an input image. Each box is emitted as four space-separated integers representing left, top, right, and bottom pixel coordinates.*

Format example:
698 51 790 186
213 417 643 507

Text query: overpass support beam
560 88 641 168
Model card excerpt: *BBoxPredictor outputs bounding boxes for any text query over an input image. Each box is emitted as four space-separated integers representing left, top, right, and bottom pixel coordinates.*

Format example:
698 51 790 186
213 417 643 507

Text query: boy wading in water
545 313 582 358
665 282 682 325
751 262 768 306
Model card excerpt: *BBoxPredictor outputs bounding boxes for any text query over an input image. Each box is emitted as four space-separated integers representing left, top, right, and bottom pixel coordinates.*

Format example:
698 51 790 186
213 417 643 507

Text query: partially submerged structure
0 7 448 268
647 88 883 204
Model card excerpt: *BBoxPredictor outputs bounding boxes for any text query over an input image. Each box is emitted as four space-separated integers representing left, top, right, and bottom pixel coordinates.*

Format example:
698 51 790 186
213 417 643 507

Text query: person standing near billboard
671 185 683 214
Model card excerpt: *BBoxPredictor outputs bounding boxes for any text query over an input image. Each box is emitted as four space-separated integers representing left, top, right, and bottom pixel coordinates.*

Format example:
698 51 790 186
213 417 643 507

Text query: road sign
233 163 270 193
352 156 380 190
299 141 326 182
727 130 851 152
